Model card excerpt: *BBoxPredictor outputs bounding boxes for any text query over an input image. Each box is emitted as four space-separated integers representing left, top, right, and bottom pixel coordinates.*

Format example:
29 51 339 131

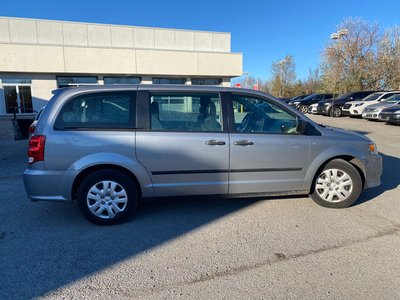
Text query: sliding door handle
205 140 226 146
234 140 254 146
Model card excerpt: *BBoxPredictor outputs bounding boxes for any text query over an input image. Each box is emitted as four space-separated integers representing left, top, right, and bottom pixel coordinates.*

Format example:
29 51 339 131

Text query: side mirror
296 117 308 134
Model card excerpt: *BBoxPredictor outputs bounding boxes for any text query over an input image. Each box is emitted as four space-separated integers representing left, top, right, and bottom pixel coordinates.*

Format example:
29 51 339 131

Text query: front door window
232 94 298 134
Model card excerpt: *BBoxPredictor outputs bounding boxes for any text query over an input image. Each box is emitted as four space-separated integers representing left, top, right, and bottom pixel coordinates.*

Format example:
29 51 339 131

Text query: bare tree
377 26 400 90
304 67 321 94
270 55 296 97
321 18 380 93
232 75 258 89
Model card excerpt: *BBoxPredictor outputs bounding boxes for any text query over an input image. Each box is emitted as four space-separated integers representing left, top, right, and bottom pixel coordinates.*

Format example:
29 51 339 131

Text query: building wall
0 17 242 77
0 18 230 52
0 17 242 115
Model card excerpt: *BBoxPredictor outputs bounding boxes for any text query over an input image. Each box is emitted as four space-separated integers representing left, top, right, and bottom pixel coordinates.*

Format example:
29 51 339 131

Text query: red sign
234 83 242 88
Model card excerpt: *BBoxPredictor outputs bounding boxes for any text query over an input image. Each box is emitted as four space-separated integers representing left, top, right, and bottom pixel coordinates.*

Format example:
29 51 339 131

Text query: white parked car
307 103 319 114
362 94 400 120
342 91 400 117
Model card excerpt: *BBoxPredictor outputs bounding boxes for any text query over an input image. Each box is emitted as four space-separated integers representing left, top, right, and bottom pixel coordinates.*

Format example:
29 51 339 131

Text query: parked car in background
317 91 377 117
289 94 309 102
343 91 400 117
362 94 400 120
388 110 400 125
278 97 291 103
24 85 382 225
379 105 400 124
308 103 319 114
289 93 336 114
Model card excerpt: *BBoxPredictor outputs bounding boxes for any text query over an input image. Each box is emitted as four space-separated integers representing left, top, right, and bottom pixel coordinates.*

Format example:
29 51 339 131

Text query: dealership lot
0 115 399 299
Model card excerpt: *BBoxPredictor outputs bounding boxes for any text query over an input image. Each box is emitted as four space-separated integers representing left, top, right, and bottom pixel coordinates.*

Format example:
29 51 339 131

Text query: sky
2 0 399 81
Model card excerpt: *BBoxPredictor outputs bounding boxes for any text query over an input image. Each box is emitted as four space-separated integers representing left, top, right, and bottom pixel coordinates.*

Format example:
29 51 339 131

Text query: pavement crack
134 225 400 298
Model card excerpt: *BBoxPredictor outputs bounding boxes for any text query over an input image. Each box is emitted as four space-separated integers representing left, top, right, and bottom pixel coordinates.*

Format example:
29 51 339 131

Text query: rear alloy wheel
310 159 362 208
331 106 342 117
77 169 138 225
299 105 308 114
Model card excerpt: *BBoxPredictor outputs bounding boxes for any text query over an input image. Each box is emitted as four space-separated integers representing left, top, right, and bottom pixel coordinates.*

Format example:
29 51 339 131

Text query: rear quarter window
54 91 136 130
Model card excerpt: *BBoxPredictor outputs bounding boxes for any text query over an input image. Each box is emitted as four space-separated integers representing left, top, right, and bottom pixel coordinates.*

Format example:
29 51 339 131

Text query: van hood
317 124 370 142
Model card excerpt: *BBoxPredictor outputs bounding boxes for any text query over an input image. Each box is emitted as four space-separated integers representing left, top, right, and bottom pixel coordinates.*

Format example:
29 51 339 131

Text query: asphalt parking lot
0 115 399 299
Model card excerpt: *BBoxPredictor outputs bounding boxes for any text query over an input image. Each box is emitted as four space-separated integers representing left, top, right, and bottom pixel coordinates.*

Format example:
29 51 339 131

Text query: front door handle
234 140 254 146
205 140 226 146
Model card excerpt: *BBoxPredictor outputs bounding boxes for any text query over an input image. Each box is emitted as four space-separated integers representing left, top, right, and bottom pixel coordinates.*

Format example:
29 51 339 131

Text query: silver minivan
24 85 382 225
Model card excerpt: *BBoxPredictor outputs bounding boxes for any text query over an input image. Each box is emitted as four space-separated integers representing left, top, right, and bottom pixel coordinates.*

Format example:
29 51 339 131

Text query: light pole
242 71 249 88
278 58 288 97
330 29 348 116
330 29 348 92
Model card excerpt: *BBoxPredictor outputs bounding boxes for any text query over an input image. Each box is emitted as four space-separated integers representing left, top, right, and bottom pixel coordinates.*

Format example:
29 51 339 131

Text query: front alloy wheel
331 107 342 117
310 159 362 208
315 169 353 202
299 105 308 114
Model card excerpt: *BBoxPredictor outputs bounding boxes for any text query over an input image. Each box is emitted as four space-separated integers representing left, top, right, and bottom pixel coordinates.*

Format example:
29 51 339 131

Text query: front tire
299 105 308 114
310 159 362 208
77 169 139 225
331 106 342 117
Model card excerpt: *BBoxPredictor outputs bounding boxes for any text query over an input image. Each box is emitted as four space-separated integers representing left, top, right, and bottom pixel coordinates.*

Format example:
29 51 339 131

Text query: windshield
299 94 317 101
335 92 352 100
383 94 400 103
363 93 384 101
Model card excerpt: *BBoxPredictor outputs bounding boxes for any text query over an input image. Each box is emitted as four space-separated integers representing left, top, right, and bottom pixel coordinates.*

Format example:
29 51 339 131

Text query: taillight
28 135 46 164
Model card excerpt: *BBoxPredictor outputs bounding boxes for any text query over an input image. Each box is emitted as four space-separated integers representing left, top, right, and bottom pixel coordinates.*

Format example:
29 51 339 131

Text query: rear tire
77 169 139 225
310 159 362 208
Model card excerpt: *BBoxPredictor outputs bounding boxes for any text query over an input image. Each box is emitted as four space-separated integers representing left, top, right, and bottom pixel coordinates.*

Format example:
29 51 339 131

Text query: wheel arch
307 155 366 194
71 164 143 201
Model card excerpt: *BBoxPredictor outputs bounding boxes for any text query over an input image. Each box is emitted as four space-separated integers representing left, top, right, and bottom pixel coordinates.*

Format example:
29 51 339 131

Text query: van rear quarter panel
43 129 153 200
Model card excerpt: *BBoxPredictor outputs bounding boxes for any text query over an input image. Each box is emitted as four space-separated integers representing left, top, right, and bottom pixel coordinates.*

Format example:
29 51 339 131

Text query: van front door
227 93 310 195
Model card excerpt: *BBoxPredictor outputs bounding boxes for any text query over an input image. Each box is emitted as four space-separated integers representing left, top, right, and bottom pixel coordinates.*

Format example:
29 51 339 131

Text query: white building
0 17 242 115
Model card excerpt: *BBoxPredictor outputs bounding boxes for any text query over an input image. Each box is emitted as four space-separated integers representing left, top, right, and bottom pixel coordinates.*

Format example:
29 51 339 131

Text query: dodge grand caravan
24 85 382 225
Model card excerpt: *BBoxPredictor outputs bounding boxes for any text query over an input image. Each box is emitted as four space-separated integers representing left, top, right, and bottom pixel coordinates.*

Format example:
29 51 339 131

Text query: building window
57 76 98 88
104 77 141 85
152 78 186 85
2 79 32 84
1 79 33 114
191 78 222 86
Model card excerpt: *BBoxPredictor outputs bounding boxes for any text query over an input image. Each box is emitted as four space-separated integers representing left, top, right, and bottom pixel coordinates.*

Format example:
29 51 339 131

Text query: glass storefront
104 77 141 85
191 78 222 86
3 83 33 114
57 76 98 88
152 78 186 85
